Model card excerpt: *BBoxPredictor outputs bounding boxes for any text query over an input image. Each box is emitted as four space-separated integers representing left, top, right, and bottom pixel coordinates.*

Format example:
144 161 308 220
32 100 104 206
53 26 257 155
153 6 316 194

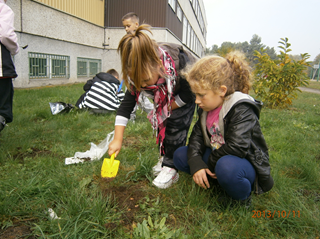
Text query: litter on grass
49 102 74 115
48 208 61 220
65 131 114 165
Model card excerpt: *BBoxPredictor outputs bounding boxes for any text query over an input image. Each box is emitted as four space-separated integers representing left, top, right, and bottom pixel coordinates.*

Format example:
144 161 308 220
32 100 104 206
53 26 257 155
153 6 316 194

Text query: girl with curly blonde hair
173 51 274 206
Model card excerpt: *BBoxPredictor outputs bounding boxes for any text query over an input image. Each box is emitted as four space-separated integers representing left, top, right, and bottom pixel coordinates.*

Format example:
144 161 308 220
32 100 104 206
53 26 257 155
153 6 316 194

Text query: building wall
14 0 105 48
13 33 122 88
105 0 167 28
8 0 206 88
166 3 183 40
106 0 207 56
10 0 111 88
32 0 105 26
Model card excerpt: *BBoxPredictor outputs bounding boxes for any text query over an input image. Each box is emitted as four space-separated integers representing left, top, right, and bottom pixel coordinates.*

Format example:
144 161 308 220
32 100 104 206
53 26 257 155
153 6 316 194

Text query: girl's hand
193 168 216 189
108 139 122 157
109 125 125 157
206 169 217 179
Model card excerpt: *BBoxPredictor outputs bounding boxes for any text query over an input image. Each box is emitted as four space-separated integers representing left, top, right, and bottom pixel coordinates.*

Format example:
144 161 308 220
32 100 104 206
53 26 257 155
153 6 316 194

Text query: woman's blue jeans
173 146 256 200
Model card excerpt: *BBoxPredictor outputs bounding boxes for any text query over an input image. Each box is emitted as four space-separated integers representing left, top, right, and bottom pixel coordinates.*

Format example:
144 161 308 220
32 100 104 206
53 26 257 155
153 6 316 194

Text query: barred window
29 52 69 79
77 60 87 77
77 58 101 77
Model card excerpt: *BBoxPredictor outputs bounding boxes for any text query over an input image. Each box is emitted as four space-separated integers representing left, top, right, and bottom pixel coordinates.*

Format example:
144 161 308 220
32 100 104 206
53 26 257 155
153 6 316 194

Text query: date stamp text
252 210 300 218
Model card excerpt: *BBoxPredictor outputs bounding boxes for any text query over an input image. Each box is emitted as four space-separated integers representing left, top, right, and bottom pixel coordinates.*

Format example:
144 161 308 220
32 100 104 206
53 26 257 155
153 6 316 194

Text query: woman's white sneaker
152 166 179 189
152 156 163 176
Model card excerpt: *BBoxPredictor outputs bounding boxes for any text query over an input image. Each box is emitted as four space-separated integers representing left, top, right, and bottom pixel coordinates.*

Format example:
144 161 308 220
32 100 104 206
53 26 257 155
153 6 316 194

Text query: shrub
253 38 310 108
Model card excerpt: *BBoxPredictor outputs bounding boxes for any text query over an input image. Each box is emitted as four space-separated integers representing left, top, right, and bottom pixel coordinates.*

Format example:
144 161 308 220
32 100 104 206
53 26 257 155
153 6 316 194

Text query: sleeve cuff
188 155 209 175
174 95 186 107
115 115 129 126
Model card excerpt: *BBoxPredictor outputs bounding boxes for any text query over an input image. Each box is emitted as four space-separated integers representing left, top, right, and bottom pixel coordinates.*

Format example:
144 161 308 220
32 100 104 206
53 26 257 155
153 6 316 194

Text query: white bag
65 131 114 165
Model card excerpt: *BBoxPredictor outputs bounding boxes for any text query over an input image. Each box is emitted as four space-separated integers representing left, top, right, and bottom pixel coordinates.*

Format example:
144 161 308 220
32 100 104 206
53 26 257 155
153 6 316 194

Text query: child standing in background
122 12 139 34
173 51 274 205
108 24 196 189
0 0 19 133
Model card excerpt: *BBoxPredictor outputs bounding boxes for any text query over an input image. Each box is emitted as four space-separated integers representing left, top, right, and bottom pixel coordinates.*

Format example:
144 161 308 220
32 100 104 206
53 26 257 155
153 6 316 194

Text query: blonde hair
117 24 163 91
185 51 252 96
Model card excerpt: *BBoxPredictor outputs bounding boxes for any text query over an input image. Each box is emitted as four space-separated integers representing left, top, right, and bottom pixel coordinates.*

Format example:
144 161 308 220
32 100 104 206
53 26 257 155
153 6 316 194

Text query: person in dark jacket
75 69 125 113
0 0 19 133
173 51 274 204
108 24 196 189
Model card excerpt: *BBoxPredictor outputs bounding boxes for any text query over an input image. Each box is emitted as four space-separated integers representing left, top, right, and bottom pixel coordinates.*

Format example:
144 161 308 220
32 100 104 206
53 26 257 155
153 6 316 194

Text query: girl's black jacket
187 92 274 194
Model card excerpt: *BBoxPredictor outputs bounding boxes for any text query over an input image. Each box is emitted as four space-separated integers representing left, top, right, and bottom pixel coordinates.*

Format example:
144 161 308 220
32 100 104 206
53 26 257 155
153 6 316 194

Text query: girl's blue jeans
173 146 256 200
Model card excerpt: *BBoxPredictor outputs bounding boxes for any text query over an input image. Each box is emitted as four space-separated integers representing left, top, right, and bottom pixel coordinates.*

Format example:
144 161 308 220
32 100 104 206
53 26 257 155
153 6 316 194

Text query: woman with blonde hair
173 51 274 206
108 24 196 189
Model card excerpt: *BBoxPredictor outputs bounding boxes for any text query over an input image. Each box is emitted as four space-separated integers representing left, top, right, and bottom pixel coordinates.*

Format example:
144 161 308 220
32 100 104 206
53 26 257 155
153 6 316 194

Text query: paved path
299 87 320 94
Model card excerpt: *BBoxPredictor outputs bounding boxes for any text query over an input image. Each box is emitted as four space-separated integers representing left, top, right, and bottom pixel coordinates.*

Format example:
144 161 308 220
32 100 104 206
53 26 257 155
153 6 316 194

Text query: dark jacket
83 72 121 92
117 42 196 119
187 92 274 194
0 42 17 79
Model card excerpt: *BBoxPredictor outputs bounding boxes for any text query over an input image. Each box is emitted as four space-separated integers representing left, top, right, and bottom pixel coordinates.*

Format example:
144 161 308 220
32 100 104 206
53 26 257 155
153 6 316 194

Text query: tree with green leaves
205 34 277 66
313 53 320 64
253 38 310 109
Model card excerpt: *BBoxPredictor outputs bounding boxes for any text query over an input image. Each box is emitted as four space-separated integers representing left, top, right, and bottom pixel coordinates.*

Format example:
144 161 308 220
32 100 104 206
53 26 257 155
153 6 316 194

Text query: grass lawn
307 79 320 90
0 83 319 238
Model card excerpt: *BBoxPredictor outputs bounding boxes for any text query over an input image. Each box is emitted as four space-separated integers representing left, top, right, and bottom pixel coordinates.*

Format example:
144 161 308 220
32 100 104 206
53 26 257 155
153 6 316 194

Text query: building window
168 0 176 12
89 62 98 76
77 57 101 77
190 29 194 51
192 0 197 11
77 61 87 77
52 58 67 78
187 23 191 48
182 15 188 44
29 52 69 79
177 4 182 21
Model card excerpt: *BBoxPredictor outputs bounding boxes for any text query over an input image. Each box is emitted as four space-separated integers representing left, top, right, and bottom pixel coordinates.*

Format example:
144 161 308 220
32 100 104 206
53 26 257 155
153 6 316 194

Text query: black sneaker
0 115 6 133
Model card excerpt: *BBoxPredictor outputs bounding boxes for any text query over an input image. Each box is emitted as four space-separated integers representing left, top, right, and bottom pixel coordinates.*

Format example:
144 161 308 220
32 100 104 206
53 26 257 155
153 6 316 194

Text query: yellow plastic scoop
101 153 120 178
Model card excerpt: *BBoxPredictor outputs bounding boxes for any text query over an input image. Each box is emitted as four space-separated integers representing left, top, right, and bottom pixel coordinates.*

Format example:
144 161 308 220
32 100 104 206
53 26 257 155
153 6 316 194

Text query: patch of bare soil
99 178 152 231
122 136 144 150
0 218 37 239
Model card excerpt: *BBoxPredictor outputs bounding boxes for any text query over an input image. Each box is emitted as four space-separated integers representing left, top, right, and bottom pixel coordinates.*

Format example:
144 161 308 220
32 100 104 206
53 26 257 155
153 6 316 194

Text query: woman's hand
192 168 216 189
108 139 122 157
